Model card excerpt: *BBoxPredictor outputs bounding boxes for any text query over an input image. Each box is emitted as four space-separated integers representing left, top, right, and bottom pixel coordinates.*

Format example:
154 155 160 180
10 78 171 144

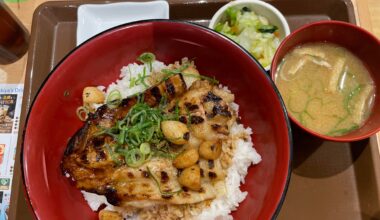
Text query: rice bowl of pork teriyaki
22 21 292 220
63 53 262 220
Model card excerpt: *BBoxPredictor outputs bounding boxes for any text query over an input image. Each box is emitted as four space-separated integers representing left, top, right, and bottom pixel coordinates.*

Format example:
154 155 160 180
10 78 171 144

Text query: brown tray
10 0 380 219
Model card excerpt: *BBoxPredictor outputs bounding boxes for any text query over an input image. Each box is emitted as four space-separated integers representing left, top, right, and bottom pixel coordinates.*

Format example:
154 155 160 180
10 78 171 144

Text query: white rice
97 61 167 99
196 124 261 220
83 60 262 219
82 191 137 219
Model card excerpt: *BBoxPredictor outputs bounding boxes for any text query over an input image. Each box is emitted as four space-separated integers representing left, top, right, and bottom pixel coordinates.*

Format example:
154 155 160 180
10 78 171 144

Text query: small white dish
77 1 169 46
209 0 290 71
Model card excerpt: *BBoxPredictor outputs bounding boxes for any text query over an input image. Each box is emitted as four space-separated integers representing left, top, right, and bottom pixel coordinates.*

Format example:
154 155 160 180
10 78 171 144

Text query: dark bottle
0 2 29 64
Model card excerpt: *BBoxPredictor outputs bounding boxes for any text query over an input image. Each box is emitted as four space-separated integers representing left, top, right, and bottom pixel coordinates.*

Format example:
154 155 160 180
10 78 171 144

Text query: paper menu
0 84 24 220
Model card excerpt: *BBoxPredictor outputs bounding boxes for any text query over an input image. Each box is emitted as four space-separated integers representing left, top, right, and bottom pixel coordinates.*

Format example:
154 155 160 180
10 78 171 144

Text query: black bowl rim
20 19 293 220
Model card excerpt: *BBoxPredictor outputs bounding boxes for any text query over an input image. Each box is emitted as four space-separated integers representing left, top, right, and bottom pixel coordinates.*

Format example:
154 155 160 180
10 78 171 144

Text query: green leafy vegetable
241 6 251 13
325 83 363 136
215 23 224 32
344 84 362 113
327 124 359 136
258 25 278 33
214 7 280 68
225 7 238 26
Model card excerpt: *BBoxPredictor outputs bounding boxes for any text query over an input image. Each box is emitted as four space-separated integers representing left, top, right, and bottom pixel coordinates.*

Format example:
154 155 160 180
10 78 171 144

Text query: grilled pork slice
112 158 216 208
62 75 236 209
174 80 236 142
62 75 190 204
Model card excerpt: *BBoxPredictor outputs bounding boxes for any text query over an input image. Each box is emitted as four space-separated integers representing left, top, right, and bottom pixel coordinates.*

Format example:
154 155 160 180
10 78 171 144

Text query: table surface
2 0 380 86
2 0 380 218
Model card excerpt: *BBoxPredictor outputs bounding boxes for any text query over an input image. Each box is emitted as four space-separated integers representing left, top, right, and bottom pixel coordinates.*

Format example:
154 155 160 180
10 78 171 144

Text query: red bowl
22 20 292 219
271 20 380 142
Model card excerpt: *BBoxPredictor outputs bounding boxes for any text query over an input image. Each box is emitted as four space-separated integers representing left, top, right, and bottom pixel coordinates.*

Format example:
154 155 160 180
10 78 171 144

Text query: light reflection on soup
275 42 375 136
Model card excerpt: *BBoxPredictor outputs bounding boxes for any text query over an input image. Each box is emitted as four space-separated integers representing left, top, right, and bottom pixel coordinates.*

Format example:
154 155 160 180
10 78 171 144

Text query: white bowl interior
209 1 290 40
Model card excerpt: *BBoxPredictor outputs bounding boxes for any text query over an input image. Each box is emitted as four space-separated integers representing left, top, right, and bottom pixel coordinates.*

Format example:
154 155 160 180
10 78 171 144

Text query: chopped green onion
107 90 122 108
156 140 167 149
140 142 151 155
161 68 181 77
129 76 137 88
154 150 176 159
99 102 169 151
147 167 182 197
182 73 219 84
125 149 145 167
159 95 168 109
161 64 218 85
76 106 89 121
185 106 192 128
140 67 149 88
138 52 156 72
138 52 156 64
164 101 180 121
105 144 122 166
161 63 190 81
137 93 145 103
118 129 126 145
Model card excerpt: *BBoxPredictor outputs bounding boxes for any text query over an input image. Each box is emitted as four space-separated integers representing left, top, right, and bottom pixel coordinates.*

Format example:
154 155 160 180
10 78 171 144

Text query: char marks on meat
62 76 235 208
62 75 188 203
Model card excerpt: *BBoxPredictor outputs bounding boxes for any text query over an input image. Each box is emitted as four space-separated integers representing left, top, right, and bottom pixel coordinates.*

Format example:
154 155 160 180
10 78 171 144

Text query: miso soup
275 42 375 136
